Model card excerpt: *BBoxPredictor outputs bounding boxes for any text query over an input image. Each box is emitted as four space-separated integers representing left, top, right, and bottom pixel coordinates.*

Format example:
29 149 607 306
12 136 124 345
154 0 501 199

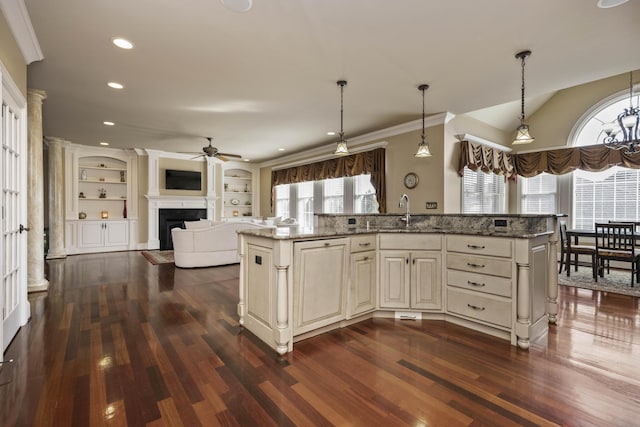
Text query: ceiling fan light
513 124 535 145
415 141 432 157
334 140 349 155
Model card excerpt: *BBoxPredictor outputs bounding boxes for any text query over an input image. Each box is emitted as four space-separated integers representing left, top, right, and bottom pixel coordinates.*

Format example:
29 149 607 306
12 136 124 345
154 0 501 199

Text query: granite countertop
238 225 554 240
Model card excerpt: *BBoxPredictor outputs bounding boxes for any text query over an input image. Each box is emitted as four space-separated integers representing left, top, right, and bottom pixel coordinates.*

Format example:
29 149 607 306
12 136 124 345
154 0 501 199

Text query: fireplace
158 208 207 250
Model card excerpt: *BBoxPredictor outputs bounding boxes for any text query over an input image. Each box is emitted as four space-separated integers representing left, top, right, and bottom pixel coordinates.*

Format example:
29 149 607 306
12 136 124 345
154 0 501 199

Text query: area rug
141 250 174 265
558 266 640 297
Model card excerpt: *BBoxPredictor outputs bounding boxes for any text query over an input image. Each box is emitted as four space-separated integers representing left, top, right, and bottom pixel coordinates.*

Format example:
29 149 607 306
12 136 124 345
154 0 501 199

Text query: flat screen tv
165 169 202 190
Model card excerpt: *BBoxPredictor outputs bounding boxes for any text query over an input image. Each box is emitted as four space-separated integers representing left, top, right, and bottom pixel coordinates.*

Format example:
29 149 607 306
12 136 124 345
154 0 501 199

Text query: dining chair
594 222 640 286
559 221 596 278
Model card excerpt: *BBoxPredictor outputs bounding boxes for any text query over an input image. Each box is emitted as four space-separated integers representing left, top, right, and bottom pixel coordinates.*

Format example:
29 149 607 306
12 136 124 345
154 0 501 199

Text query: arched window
571 89 640 229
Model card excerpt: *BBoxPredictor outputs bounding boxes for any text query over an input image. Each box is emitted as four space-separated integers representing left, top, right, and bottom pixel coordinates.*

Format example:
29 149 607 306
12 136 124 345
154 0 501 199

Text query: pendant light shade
512 50 535 145
334 80 350 156
415 84 432 157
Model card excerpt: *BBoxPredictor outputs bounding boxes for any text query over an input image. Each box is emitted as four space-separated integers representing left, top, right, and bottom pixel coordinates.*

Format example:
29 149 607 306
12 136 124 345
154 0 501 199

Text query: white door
1 74 29 354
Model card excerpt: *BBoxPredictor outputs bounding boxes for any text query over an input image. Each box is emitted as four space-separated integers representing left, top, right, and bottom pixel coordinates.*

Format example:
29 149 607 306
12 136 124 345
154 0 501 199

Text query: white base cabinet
293 238 350 335
379 234 442 311
348 235 377 318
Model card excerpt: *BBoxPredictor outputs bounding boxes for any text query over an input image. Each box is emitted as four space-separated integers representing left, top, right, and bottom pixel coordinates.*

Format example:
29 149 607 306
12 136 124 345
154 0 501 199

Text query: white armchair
171 220 274 268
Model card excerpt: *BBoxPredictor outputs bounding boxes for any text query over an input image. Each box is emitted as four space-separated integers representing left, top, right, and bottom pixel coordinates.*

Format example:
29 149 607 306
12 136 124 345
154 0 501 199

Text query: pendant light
512 50 535 145
415 84 432 157
602 71 639 153
334 80 349 156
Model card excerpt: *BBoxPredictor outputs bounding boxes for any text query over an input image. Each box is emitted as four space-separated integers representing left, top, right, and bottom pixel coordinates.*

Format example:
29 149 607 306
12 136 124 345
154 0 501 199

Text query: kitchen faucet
399 193 410 227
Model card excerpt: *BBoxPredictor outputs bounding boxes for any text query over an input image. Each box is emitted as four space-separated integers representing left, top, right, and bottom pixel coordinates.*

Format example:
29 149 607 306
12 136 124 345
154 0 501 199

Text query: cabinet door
104 221 129 246
348 250 376 318
293 238 349 335
78 221 104 248
411 251 442 310
379 251 410 308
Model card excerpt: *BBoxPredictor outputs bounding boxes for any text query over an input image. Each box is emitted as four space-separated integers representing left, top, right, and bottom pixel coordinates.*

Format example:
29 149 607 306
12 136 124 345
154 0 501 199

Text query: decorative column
44 137 67 259
27 89 49 293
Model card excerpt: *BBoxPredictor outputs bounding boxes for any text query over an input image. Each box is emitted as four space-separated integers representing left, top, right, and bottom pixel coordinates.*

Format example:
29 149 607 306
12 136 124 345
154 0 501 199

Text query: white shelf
79 197 127 201
224 175 251 180
80 166 126 172
80 179 126 184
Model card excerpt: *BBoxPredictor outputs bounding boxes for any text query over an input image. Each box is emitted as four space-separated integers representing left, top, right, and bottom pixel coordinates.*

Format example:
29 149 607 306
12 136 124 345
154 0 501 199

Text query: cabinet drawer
379 234 441 250
446 253 512 278
351 235 377 253
446 288 511 328
446 269 512 297
447 235 512 258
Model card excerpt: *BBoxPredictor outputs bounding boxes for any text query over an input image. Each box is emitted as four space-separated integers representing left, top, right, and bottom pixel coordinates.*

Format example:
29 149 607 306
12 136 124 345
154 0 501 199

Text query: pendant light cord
520 54 526 123
421 87 426 141
340 83 344 140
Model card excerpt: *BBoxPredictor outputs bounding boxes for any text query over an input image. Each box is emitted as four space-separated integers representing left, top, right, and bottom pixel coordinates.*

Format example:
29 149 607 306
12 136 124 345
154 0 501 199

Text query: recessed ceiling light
327 131 336 136
221 0 253 12
103 121 115 126
107 82 124 89
243 158 250 162
112 37 134 50
597 0 629 8
99 142 109 146
278 148 285 151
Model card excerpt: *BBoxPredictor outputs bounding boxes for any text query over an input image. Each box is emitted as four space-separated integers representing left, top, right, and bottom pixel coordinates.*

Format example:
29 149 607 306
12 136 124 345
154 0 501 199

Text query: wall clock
403 172 418 189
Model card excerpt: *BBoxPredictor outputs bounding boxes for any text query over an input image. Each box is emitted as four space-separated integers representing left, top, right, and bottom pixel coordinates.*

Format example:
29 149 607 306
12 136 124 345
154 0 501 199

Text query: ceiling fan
191 137 242 161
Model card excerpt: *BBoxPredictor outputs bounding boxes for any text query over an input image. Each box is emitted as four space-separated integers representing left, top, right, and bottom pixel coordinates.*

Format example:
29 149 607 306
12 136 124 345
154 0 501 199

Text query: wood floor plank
2 251 640 426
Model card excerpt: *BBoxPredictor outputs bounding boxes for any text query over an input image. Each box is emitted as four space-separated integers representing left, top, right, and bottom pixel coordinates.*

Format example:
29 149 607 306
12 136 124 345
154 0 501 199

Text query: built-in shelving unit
65 144 138 254
222 165 258 220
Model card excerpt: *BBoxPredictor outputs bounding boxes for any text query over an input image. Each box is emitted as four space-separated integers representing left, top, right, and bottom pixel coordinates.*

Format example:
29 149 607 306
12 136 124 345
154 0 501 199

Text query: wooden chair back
595 222 637 260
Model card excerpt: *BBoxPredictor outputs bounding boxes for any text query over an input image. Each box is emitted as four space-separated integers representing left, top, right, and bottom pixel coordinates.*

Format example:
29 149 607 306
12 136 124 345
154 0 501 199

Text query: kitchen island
237 214 559 355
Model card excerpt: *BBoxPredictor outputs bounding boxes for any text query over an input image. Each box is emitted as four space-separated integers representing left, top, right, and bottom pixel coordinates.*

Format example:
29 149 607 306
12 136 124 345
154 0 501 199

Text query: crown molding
260 112 455 169
0 0 43 64
455 133 512 152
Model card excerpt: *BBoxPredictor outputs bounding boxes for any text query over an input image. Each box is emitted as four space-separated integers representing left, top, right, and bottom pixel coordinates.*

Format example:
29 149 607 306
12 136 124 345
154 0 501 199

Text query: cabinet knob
467 244 485 250
467 262 485 269
467 281 485 287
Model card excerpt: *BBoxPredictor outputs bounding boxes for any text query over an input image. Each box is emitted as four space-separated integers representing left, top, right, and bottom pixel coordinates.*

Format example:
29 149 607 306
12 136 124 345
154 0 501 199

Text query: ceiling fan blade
217 152 242 159
216 155 231 162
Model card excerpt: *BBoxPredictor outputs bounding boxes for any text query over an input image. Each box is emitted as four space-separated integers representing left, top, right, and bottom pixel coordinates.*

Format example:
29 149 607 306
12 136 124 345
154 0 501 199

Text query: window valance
458 140 517 179
271 147 387 213
459 140 640 179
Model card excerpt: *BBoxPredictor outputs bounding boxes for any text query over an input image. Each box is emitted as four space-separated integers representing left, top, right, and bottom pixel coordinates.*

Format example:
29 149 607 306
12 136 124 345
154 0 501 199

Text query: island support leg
274 265 290 355
237 236 246 325
547 234 559 324
516 262 531 350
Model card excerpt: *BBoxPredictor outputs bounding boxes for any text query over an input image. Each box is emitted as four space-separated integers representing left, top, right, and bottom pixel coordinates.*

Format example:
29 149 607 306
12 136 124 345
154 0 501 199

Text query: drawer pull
324 242 330 247
361 256 369 261
467 262 485 269
359 242 371 247
467 244 485 250
467 304 486 311
467 280 485 287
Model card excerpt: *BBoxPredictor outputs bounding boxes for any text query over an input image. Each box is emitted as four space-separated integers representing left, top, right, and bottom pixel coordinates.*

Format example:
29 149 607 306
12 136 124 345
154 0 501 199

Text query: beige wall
158 157 207 196
257 115 515 216
520 70 639 151
0 12 27 96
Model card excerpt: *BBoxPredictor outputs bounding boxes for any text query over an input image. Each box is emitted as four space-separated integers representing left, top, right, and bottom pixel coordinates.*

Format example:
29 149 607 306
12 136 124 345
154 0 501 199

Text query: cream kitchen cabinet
348 235 377 318
292 238 350 335
77 220 129 252
378 234 442 311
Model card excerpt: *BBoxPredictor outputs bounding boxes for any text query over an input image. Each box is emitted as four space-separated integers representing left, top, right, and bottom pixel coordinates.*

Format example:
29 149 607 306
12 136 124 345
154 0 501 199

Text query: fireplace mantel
145 195 216 250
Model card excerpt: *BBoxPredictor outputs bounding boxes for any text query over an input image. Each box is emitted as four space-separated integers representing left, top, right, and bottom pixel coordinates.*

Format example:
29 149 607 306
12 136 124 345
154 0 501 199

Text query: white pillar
27 89 49 293
44 137 67 259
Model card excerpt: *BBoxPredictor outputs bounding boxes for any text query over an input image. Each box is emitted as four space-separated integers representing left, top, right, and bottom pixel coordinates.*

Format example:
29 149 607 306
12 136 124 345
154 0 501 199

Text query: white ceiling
22 0 640 162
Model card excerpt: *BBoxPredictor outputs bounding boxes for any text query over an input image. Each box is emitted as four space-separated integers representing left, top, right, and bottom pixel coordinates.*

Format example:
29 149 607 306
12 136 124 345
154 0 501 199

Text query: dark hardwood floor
1 251 639 426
